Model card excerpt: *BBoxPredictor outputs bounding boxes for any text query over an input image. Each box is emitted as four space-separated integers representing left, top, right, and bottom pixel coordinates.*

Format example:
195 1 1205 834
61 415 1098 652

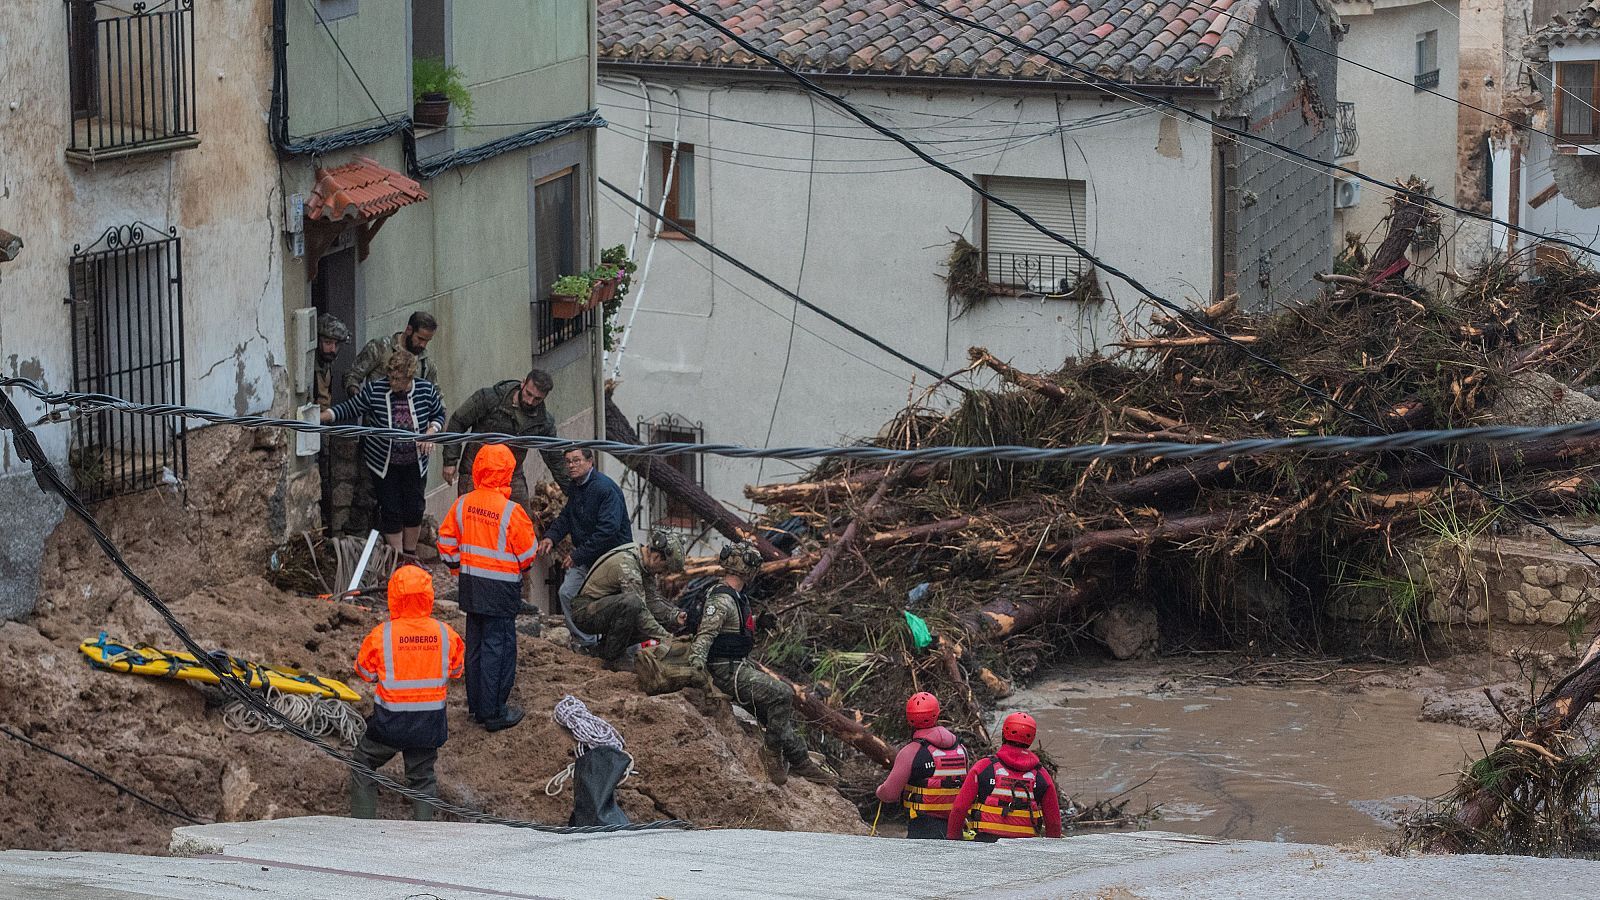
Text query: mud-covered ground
0 428 862 854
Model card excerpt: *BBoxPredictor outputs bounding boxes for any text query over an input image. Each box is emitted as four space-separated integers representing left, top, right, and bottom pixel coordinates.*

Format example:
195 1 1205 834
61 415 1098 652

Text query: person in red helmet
947 711 1063 841
874 692 970 839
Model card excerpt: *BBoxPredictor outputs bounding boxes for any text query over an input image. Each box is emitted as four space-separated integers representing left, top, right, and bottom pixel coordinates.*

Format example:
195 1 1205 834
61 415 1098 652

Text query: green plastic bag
903 611 933 650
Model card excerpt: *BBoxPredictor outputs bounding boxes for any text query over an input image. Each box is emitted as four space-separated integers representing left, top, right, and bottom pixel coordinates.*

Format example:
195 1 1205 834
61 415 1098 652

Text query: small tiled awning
303 158 428 280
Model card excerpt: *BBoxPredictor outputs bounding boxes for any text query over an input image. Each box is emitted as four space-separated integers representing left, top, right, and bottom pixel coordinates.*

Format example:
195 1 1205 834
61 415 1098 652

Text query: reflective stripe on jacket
437 444 538 617
901 740 970 818
971 760 1044 838
353 565 466 749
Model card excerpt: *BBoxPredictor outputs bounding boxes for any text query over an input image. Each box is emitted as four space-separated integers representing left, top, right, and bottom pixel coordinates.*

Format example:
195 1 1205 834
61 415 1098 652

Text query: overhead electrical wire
18 377 1600 467
594 190 920 387
0 724 206 826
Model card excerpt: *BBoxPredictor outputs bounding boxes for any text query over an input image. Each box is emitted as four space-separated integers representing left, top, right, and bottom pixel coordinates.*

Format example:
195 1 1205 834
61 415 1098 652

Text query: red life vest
970 757 1044 838
900 739 969 819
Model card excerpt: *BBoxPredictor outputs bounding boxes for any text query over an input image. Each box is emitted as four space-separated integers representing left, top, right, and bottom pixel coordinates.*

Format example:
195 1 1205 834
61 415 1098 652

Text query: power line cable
599 179 952 383
662 0 1600 556
17 377 1600 467
906 0 1599 260
0 724 206 825
594 190 918 386
0 392 690 833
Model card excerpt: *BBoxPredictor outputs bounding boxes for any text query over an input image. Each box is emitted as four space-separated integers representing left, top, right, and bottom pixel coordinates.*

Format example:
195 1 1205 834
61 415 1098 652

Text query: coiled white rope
221 685 366 746
545 694 633 796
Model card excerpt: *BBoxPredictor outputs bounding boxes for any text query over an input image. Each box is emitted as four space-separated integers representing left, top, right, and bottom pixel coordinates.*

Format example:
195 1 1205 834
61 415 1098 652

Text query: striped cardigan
329 378 447 478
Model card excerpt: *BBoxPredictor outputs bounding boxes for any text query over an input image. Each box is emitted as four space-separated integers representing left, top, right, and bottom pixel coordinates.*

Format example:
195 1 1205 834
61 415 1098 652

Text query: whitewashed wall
597 76 1222 517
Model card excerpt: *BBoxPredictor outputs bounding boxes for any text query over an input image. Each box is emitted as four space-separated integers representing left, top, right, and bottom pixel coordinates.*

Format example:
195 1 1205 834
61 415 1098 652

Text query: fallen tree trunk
969 510 1238 561
1432 652 1600 852
864 500 1051 548
1382 435 1600 488
605 391 784 561
797 463 906 592
969 346 1070 401
1097 459 1246 506
1115 335 1259 349
744 463 938 507
959 578 1101 640
753 661 894 768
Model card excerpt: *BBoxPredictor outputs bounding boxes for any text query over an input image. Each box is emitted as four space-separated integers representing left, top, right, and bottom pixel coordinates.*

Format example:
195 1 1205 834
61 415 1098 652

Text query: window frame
655 142 696 238
1555 61 1600 145
978 174 1090 297
1414 30 1440 90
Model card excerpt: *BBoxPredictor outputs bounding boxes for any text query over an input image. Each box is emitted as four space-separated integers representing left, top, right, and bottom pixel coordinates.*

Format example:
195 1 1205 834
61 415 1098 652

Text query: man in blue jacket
538 448 633 614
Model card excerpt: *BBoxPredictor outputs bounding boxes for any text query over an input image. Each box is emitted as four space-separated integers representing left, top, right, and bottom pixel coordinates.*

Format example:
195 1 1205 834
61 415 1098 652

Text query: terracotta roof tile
305 157 427 223
597 0 1275 84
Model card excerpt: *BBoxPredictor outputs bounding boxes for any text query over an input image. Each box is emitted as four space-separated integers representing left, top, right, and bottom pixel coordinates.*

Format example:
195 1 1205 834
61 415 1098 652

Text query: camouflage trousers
570 592 672 663
707 659 808 766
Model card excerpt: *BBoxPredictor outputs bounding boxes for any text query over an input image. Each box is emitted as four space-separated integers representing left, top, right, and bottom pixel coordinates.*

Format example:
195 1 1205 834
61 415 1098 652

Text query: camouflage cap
317 312 351 343
648 529 687 573
718 541 764 579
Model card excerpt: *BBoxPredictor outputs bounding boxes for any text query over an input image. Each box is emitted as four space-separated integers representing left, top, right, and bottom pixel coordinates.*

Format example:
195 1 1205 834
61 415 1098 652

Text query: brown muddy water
1028 681 1498 845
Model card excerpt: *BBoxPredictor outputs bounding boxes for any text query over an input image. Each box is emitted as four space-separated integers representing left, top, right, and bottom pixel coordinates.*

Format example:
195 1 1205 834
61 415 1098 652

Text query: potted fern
413 57 474 128
549 274 592 319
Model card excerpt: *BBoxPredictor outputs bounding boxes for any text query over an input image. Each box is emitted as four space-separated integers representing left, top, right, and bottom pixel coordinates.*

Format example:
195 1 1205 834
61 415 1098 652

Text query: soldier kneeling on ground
688 541 838 787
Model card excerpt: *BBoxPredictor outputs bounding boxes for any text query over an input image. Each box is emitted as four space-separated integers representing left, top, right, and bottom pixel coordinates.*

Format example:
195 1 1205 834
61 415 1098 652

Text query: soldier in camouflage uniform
440 369 569 504
569 531 685 666
314 313 351 409
344 311 438 397
690 542 838 787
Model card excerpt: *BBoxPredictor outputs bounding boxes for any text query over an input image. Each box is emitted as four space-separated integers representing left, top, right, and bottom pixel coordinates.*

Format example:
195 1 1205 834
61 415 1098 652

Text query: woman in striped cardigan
323 350 446 559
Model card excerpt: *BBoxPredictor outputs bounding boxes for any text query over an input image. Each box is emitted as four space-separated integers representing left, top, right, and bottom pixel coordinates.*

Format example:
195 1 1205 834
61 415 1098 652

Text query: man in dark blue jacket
538 448 632 614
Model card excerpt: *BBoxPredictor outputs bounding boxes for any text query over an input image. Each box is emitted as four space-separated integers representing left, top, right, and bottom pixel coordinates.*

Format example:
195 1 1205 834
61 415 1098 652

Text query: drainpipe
1508 135 1522 258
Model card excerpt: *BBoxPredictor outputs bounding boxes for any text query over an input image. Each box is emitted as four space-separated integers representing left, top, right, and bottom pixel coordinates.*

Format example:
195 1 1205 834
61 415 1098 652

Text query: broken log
969 346 1070 401
863 500 1051 548
1097 459 1245 507
753 661 894 768
1383 435 1600 488
797 463 907 592
1363 177 1432 284
1433 651 1600 852
1114 335 1259 349
969 510 1237 561
1149 295 1238 331
606 391 784 561
959 578 1101 640
744 463 938 507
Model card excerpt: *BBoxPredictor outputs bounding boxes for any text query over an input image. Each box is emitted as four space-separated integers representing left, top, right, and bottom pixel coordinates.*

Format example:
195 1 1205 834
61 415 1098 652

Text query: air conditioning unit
1334 176 1362 210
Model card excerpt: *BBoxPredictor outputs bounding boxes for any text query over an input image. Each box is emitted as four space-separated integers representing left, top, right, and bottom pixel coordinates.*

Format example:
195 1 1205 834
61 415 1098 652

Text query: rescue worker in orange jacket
875 692 970 839
947 711 1063 841
436 443 538 732
350 564 466 820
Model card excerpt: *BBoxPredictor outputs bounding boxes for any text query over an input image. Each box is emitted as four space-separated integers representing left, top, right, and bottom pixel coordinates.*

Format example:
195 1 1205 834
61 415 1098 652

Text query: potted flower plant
587 263 621 306
599 245 639 351
412 57 474 128
549 274 592 319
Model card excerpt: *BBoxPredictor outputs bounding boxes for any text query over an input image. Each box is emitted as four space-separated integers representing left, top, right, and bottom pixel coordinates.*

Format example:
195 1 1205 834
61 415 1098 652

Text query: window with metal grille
1556 61 1600 143
533 167 592 354
65 0 199 163
981 175 1089 295
1414 30 1440 90
653 142 696 236
638 416 702 528
68 223 187 502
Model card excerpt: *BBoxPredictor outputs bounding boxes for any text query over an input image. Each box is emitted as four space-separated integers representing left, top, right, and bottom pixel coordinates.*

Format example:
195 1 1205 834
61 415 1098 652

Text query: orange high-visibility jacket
354 565 465 748
436 444 538 616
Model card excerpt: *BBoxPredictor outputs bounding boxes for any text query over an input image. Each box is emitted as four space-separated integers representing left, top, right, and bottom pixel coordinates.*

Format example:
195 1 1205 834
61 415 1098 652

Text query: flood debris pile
698 232 1600 815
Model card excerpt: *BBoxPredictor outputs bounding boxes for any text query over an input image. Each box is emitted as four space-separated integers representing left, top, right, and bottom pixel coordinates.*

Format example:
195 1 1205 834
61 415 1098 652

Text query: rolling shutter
983 176 1088 291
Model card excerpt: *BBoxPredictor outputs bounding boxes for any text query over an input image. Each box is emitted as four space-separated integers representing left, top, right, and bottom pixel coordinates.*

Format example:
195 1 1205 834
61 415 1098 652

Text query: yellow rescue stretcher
80 633 361 703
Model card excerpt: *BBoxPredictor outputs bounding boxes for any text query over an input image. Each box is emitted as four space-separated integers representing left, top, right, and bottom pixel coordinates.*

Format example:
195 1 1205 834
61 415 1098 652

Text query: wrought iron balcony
66 0 199 163
1414 69 1440 91
984 251 1087 296
1335 101 1359 159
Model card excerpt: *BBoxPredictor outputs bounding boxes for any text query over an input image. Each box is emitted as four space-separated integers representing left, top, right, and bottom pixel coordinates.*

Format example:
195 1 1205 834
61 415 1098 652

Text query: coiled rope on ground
220 684 367 746
545 695 634 797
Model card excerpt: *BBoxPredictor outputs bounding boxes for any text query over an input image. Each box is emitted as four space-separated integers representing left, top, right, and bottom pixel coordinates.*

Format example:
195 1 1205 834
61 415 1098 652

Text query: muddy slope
1 428 861 853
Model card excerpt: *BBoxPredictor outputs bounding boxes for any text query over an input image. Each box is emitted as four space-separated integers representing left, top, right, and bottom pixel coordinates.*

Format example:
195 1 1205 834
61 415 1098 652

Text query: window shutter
984 177 1088 289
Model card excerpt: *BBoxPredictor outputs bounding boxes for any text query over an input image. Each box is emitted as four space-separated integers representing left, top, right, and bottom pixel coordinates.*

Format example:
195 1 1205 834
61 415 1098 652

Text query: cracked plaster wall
0 0 286 618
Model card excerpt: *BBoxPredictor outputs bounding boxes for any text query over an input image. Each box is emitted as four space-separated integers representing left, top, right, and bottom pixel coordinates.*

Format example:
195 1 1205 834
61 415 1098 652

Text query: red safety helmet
905 692 941 729
1001 711 1037 747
